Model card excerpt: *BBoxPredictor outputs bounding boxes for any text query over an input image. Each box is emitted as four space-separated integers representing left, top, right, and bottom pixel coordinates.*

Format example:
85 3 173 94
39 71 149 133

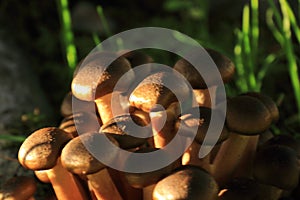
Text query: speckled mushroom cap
242 92 279 122
18 127 72 170
100 114 150 149
59 112 101 137
61 132 119 175
218 178 260 200
129 70 190 113
72 51 134 101
176 106 229 145
0 176 37 200
253 145 300 190
173 48 235 89
153 165 219 200
226 96 272 135
124 147 179 188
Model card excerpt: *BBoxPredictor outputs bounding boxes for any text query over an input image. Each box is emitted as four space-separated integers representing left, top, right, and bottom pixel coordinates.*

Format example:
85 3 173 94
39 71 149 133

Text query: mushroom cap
72 51 134 101
226 96 272 135
242 92 279 122
0 176 37 200
264 134 300 157
60 91 97 117
59 112 101 137
117 50 154 68
61 132 118 175
18 127 72 170
176 106 229 145
124 147 179 188
173 49 235 89
129 71 190 112
100 114 149 149
34 170 50 183
153 165 219 200
218 178 260 200
253 145 300 190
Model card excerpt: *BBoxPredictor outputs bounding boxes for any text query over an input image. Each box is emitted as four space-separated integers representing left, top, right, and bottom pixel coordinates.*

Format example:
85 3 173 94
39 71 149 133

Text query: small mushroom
177 106 229 173
100 113 150 149
18 127 89 200
253 145 300 199
117 50 153 68
72 51 135 124
124 147 180 200
59 111 101 138
0 176 37 200
61 132 123 200
213 95 273 186
173 48 235 107
153 165 219 200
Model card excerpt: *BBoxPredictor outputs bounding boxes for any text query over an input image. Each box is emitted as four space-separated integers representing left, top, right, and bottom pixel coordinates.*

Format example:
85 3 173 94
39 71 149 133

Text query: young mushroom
213 95 273 186
123 147 180 200
129 70 190 148
152 165 219 200
177 106 229 173
0 176 37 200
18 127 89 200
72 51 135 124
173 48 235 108
61 132 123 200
253 145 300 199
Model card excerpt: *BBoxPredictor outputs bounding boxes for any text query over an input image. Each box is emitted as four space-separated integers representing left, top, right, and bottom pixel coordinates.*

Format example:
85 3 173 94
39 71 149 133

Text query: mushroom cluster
8 49 300 200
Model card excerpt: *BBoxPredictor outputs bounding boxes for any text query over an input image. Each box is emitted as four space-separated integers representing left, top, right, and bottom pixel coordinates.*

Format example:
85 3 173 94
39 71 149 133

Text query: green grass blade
96 5 112 37
0 134 25 142
266 9 284 44
251 0 259 65
56 0 77 72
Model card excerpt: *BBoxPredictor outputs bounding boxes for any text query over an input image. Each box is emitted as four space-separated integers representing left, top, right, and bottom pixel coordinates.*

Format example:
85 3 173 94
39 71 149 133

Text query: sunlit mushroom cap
18 127 72 170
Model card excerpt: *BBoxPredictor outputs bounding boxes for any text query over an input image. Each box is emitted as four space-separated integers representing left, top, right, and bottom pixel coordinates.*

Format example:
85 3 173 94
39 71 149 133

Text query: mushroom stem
193 86 217 108
213 133 249 186
48 158 89 200
182 141 213 174
143 184 156 200
150 102 180 148
95 92 127 124
233 135 259 178
87 168 123 200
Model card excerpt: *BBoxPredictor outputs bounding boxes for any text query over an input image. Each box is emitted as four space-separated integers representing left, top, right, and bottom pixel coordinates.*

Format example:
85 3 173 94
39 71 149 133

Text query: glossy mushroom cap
124 147 179 188
242 92 279 122
226 96 272 135
59 112 101 137
18 127 72 170
176 106 229 145
153 165 219 200
0 176 37 200
61 132 119 175
100 114 150 149
218 178 260 200
129 71 190 112
173 49 235 89
253 145 300 190
72 51 134 101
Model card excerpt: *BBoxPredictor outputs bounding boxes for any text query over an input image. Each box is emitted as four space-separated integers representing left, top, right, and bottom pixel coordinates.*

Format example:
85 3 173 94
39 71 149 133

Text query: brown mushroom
213 96 273 186
0 176 37 200
59 111 101 138
173 48 235 108
72 51 134 124
124 147 180 200
18 127 89 200
61 132 123 200
153 165 219 200
253 145 300 199
177 106 229 173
